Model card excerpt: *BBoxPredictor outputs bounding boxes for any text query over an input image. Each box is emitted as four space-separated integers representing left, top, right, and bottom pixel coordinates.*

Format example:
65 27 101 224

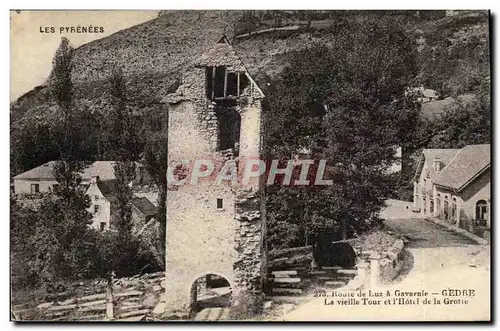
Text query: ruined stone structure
159 36 267 317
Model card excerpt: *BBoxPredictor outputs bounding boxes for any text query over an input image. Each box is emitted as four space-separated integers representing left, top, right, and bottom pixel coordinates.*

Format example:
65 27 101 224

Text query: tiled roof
96 180 119 200
13 161 58 180
434 144 490 191
131 197 156 217
415 149 460 181
83 161 117 181
14 161 140 181
94 182 156 214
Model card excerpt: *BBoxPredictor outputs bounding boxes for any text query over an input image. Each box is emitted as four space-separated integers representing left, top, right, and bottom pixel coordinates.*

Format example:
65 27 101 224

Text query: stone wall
163 183 236 313
232 187 264 316
378 239 405 284
160 38 266 317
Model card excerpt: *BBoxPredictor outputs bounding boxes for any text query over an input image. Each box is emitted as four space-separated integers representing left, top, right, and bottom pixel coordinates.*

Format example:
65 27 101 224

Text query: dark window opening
226 72 238 97
217 198 223 209
206 66 251 100
206 67 213 99
476 200 487 221
443 200 449 220
94 205 100 213
31 184 39 194
214 66 226 98
100 222 106 232
239 73 249 92
215 107 241 153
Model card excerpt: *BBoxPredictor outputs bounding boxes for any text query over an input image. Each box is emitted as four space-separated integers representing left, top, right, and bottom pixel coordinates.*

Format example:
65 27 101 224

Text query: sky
10 10 159 101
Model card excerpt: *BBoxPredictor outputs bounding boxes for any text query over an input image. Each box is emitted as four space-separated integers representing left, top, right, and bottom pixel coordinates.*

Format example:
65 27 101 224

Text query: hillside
11 10 489 118
10 10 490 169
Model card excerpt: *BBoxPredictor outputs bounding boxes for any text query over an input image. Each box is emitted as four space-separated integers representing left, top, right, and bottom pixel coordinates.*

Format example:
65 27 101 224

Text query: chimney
91 175 100 184
433 156 442 172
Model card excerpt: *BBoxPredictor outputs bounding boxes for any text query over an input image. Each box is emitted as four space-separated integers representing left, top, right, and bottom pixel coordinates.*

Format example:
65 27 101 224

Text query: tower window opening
215 107 241 153
206 66 250 100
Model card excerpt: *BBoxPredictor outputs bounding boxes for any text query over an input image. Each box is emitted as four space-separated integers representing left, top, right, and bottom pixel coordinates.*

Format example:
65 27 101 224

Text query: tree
143 106 168 255
32 37 94 283
264 16 419 249
429 95 490 148
144 132 168 253
100 67 141 161
101 67 166 273
10 119 60 177
101 67 137 237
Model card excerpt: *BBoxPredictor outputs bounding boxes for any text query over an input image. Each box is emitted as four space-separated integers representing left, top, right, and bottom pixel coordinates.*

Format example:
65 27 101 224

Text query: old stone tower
159 36 267 317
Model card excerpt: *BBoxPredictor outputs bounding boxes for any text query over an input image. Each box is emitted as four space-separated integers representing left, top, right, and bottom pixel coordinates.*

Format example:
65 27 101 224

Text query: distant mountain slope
11 10 489 125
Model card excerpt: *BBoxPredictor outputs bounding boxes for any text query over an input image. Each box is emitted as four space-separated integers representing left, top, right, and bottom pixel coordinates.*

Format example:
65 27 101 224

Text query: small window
95 195 99 200
217 198 223 209
30 184 39 194
476 200 487 221
99 222 106 232
94 205 100 213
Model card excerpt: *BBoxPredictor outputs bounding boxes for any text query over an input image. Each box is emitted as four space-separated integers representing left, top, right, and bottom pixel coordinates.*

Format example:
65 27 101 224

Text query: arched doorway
443 199 449 220
312 234 356 270
189 273 232 317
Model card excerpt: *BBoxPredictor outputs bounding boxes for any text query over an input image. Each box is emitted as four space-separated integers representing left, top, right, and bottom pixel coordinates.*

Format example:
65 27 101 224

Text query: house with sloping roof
413 148 460 214
406 87 440 104
85 178 121 231
85 178 157 232
131 196 157 232
13 160 150 195
433 144 490 232
413 144 490 238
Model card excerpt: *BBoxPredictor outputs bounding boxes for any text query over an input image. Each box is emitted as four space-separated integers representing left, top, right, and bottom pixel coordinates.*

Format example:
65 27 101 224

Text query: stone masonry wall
378 239 405 284
161 39 266 317
231 96 265 317
164 183 235 313
232 187 264 316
